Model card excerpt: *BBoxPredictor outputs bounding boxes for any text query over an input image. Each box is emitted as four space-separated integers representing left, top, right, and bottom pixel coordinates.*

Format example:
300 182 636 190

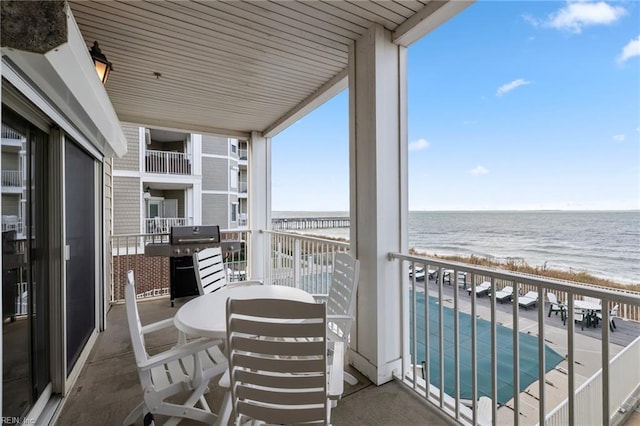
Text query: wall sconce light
143 186 151 200
89 41 113 84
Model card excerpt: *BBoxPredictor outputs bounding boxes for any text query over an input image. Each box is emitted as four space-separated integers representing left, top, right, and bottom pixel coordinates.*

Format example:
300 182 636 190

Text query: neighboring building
1 125 26 238
113 124 249 235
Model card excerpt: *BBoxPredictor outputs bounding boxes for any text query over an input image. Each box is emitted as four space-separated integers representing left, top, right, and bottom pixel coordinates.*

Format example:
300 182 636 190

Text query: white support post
348 23 409 385
248 131 271 281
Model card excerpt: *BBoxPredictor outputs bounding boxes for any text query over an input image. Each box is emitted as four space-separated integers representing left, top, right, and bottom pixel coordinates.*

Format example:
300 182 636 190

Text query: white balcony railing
144 217 190 234
109 229 251 303
239 148 248 161
1 124 25 141
263 230 349 295
390 253 640 426
2 219 24 234
1 170 22 187
145 150 191 175
239 181 248 193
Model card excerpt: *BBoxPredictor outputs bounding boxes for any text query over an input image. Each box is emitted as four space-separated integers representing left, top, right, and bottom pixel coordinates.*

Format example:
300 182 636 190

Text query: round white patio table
174 283 316 339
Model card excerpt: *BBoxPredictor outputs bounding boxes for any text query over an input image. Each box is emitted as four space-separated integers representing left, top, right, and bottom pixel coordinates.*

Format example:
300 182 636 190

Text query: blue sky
272 1 640 212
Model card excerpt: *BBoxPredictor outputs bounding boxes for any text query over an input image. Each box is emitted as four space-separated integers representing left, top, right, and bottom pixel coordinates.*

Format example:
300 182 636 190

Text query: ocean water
272 211 640 285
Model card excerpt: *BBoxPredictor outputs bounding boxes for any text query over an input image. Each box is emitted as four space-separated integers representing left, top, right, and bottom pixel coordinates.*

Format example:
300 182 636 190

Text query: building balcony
1 170 23 193
238 180 248 197
144 150 191 175
143 217 191 234
59 230 640 425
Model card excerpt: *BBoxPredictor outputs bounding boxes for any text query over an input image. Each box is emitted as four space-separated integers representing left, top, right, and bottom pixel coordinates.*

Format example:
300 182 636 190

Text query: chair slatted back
193 247 227 295
326 252 360 341
125 271 152 386
226 298 329 425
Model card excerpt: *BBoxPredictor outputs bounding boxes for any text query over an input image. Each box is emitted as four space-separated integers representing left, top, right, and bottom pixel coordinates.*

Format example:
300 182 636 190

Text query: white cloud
613 134 625 142
409 138 430 151
526 1 626 34
617 35 640 63
469 165 489 176
496 79 532 97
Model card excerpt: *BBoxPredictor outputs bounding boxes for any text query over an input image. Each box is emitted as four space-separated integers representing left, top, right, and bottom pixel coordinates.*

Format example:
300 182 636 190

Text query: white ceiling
68 1 471 138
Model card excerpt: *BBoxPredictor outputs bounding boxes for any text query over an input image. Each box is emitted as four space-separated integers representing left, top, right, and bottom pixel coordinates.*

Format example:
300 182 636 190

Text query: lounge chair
518 291 538 310
467 281 491 297
444 269 467 287
494 286 513 303
547 292 566 321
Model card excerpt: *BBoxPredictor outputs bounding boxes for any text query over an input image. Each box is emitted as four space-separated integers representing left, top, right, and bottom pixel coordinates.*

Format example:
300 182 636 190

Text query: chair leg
123 401 145 426
548 305 553 317
610 319 616 331
344 372 358 386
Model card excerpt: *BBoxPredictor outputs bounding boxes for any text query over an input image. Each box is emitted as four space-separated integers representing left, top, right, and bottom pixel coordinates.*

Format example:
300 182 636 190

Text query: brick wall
112 254 170 301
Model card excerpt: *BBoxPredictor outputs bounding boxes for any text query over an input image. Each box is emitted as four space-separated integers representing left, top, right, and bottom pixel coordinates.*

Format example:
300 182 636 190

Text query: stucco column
348 23 409 385
248 131 271 281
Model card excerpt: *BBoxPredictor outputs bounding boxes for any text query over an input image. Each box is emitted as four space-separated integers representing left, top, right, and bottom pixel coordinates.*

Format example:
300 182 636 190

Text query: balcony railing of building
2 220 24 235
144 150 191 175
239 148 247 161
258 230 640 426
389 253 640 426
144 217 191 234
263 230 350 295
1 170 22 188
1 124 25 141
110 229 251 303
238 181 248 194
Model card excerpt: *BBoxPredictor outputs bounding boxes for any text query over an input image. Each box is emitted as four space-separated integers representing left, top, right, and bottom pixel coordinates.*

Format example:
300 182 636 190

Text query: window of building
230 167 239 189
231 203 238 222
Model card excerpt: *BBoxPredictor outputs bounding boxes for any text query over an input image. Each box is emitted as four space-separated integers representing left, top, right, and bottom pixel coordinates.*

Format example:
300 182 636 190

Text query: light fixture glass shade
89 41 112 84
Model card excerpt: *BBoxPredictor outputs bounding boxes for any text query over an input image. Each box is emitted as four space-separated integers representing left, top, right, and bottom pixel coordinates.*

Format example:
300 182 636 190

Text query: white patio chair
222 298 343 425
547 292 566 321
123 270 227 426
314 252 360 386
494 286 513 304
596 304 619 332
477 396 493 426
193 247 261 295
518 291 538 310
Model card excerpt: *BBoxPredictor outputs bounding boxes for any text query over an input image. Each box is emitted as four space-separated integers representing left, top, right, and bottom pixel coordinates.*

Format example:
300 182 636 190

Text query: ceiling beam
263 68 348 138
393 0 475 47
117 115 251 139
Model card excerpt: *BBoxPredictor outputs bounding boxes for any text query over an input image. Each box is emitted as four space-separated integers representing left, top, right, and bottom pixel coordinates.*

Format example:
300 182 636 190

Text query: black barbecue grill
145 225 223 306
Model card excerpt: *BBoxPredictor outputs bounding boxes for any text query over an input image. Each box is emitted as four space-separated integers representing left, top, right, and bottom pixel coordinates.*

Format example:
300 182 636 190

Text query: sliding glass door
64 139 96 374
2 108 50 419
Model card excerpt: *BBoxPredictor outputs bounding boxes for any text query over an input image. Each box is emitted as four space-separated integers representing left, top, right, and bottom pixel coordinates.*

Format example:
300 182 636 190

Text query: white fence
145 150 191 175
543 335 640 425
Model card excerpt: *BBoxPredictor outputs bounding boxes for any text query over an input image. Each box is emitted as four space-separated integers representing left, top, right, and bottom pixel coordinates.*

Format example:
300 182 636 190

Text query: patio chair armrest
228 279 263 287
140 317 175 334
328 341 344 399
312 294 328 303
138 337 222 371
218 368 230 390
327 314 352 322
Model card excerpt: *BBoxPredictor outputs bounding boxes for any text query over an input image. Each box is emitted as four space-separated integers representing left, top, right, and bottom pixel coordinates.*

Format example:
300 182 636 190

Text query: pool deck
416 278 640 425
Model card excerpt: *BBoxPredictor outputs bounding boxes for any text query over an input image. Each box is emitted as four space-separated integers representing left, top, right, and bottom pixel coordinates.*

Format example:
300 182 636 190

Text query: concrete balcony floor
55 297 457 426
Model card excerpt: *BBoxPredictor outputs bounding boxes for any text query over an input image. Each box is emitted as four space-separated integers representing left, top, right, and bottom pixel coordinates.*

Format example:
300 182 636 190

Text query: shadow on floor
55 297 455 426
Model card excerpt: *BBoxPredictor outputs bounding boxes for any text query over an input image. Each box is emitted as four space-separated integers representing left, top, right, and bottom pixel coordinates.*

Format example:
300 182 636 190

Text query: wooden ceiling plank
125 1 347 69
78 26 321 95
71 2 343 78
211 0 354 46
72 9 333 86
